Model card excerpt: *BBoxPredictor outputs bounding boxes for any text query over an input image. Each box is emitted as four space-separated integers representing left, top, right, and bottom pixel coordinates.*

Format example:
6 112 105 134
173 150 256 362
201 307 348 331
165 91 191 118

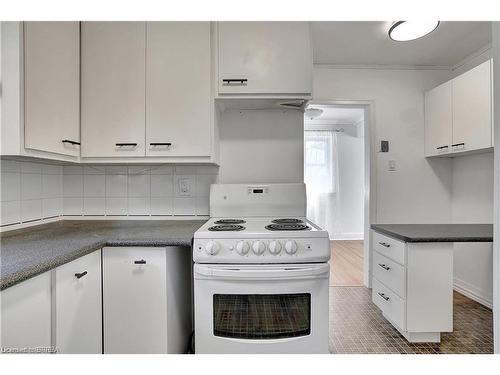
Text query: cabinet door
55 250 102 354
424 81 452 156
81 22 146 157
218 22 312 95
1 272 52 351
146 22 211 157
452 59 493 153
24 22 80 157
103 247 167 354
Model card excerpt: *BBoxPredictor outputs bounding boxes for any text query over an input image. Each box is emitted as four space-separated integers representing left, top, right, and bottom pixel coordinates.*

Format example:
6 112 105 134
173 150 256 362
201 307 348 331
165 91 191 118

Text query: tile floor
329 287 493 354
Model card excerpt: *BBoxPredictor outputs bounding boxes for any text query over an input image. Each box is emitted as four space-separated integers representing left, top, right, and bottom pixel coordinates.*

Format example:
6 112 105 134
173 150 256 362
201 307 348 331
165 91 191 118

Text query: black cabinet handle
150 142 172 147
116 143 138 147
75 271 88 279
222 78 248 86
378 263 391 271
62 139 81 146
436 145 448 150
378 242 391 248
134 259 146 265
452 142 465 147
378 292 390 301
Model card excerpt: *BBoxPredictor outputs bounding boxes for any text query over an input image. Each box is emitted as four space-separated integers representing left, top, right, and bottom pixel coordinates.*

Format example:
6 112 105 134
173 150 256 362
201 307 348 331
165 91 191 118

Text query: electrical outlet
388 160 396 171
178 178 192 196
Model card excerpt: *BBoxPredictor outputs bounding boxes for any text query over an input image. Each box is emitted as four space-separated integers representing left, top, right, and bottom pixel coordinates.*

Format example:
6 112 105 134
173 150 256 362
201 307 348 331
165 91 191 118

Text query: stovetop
196 217 324 239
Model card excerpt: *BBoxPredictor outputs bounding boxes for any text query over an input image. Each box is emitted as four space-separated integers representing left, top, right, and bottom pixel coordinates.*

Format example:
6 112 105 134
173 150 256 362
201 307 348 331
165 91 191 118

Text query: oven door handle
195 264 330 280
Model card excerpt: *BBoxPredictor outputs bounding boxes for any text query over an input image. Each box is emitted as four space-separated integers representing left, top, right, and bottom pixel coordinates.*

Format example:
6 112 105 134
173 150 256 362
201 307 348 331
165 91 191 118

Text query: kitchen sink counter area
371 224 493 243
0 220 206 290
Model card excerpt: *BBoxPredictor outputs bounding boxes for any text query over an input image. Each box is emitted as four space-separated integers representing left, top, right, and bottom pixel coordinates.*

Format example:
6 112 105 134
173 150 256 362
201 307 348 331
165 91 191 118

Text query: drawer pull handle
62 139 81 146
116 143 138 147
451 142 465 147
378 292 390 301
378 242 391 248
436 145 448 150
222 78 248 86
74 271 88 279
150 142 172 147
378 263 391 271
134 259 146 265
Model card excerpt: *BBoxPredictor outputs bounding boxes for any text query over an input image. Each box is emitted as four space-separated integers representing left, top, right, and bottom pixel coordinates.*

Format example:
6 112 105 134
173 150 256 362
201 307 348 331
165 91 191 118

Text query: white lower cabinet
103 246 191 354
1 272 52 352
55 250 102 354
371 230 453 343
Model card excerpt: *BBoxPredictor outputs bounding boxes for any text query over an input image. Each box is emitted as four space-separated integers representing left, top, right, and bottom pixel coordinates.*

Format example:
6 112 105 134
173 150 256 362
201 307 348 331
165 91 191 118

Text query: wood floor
330 240 364 286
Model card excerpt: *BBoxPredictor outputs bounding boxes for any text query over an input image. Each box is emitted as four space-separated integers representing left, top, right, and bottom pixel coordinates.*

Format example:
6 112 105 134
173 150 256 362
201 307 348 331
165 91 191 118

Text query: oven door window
213 294 311 339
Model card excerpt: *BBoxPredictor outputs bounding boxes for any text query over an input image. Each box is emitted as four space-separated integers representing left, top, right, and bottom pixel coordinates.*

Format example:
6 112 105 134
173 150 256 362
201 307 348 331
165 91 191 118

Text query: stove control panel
194 237 330 263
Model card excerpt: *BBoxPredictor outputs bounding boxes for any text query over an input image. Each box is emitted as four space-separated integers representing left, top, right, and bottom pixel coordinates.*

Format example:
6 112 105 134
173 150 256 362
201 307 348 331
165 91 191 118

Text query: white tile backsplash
21 173 42 200
1 172 21 201
83 174 106 197
1 160 217 225
1 200 21 225
63 197 83 216
128 197 150 215
63 174 83 197
151 174 174 197
21 199 42 222
106 197 128 215
42 174 62 199
84 197 106 215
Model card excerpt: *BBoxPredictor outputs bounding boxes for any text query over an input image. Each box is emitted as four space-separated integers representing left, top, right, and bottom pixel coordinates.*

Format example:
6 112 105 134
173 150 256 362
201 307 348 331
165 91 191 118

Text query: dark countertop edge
0 238 193 291
371 225 493 243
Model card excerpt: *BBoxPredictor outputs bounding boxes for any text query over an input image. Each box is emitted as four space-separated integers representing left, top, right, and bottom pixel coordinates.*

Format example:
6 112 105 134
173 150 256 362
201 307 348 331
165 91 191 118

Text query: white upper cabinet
425 59 493 157
146 22 212 157
217 22 312 96
55 250 102 354
81 22 146 157
452 59 493 153
424 81 452 157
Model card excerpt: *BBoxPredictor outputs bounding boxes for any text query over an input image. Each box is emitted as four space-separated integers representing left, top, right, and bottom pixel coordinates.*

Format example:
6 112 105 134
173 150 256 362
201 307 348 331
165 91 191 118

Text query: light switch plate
388 160 396 171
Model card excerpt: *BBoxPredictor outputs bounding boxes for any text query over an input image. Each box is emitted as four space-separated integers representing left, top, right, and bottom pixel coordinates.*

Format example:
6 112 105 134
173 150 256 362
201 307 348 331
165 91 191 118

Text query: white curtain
304 130 340 231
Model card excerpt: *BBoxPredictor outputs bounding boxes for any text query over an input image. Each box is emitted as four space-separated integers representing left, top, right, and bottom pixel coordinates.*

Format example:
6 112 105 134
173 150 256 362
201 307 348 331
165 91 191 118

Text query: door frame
305 100 377 287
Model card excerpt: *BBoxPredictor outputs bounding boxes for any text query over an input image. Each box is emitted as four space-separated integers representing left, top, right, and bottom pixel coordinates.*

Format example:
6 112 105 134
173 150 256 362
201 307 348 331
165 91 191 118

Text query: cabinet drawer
373 251 406 299
372 230 406 265
372 277 406 331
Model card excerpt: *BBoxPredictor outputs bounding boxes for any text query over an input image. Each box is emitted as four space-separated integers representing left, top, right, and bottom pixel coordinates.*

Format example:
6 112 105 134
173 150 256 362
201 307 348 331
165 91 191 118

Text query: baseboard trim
453 277 493 309
330 233 364 241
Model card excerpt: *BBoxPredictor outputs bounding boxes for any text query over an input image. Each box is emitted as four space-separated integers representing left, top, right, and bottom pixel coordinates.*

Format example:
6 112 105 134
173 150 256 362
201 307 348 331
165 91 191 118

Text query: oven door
194 263 329 354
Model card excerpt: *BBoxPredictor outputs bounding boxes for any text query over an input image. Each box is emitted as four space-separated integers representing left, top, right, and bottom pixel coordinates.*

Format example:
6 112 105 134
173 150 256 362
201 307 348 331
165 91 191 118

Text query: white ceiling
305 105 364 125
311 21 492 67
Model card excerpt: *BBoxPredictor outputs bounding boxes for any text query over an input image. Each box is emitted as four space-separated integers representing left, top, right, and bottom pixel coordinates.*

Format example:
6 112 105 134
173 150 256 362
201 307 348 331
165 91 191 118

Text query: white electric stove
193 183 331 354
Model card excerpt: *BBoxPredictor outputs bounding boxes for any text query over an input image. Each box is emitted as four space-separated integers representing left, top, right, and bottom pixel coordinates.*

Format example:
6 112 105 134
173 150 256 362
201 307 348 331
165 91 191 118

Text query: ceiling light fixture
305 108 323 120
388 21 440 42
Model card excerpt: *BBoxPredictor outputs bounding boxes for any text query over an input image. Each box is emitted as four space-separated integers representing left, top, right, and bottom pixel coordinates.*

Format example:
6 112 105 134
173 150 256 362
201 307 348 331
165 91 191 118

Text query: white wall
336 130 365 239
451 153 494 307
492 22 500 354
218 109 304 184
313 67 454 224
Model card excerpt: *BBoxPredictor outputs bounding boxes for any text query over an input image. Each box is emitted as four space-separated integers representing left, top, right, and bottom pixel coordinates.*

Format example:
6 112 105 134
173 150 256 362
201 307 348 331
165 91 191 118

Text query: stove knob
252 241 266 255
268 240 282 255
284 240 298 255
205 241 220 255
236 241 250 255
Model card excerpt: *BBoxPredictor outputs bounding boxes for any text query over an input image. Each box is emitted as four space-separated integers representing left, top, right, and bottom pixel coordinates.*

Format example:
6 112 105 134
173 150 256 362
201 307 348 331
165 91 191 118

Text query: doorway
304 104 366 286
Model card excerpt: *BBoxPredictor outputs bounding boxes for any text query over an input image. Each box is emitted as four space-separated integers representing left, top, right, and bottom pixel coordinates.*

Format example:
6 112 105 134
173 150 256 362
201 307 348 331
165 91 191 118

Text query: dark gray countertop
0 220 206 290
371 224 493 243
